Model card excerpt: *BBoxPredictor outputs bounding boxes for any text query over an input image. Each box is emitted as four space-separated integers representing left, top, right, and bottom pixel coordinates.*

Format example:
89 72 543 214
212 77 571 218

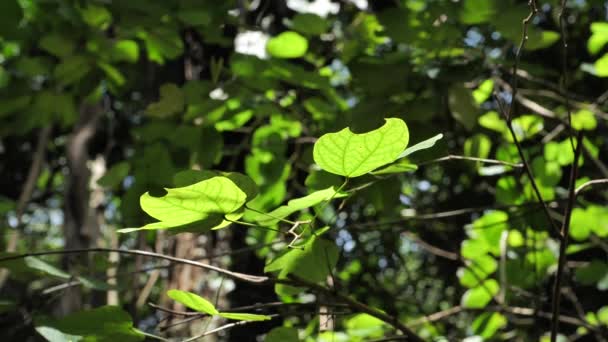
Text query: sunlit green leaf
461 279 499 308
167 290 219 315
254 187 346 226
121 176 247 232
588 22 608 55
571 109 597 131
267 31 308 59
313 118 409 177
594 53 608 77
398 133 443 159
218 312 272 321
472 312 506 339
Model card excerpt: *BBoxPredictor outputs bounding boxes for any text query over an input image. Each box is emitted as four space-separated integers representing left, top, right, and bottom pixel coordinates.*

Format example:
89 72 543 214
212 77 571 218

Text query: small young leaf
313 118 409 177
398 133 443 159
218 312 272 321
166 290 219 315
254 187 346 226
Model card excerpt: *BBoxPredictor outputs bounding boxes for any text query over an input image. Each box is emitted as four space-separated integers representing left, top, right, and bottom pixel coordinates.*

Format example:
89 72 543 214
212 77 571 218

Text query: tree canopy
1 0 608 341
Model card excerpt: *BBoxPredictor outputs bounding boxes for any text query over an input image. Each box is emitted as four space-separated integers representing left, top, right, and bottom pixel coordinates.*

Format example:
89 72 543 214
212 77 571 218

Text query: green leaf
146 83 185 118
123 176 246 232
167 290 219 315
575 260 608 290
464 133 491 159
291 13 330 36
35 306 144 342
478 111 507 133
594 53 608 77
98 162 130 188
345 313 386 338
254 187 346 226
218 312 272 321
265 234 339 295
461 279 499 308
449 84 479 130
24 257 70 279
39 34 75 58
0 0 23 39
473 79 494 104
111 40 140 63
265 327 299 342
460 0 496 24
472 312 506 339
458 254 497 288
398 133 443 159
570 208 591 241
138 27 184 64
313 118 409 177
54 55 91 86
176 10 212 26
79 4 112 30
36 326 83 342
587 22 608 55
266 31 308 59
571 109 597 131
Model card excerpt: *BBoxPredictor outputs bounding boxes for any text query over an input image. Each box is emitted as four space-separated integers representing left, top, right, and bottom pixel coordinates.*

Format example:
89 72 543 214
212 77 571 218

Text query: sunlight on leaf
266 31 308 58
254 187 346 226
119 176 246 232
398 133 443 159
218 312 272 321
167 290 219 315
313 118 409 177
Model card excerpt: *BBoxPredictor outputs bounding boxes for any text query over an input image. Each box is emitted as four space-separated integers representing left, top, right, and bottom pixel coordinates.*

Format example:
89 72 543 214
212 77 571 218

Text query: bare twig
550 131 584 341
284 275 425 342
408 305 463 327
419 154 523 168
0 248 269 283
0 126 52 288
182 315 279 342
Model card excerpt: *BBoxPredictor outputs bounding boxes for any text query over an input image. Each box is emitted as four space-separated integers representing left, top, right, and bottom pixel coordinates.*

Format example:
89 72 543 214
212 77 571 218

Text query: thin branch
550 131 584 341
182 315 279 342
574 179 608 196
419 154 523 168
283 275 425 342
0 126 52 288
408 305 463 327
402 232 459 261
498 103 562 237
0 248 269 284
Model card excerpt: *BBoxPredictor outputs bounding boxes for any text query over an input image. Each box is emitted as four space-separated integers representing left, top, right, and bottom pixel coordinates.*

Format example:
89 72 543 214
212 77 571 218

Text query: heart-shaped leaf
167 290 219 315
313 118 409 177
119 176 246 232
